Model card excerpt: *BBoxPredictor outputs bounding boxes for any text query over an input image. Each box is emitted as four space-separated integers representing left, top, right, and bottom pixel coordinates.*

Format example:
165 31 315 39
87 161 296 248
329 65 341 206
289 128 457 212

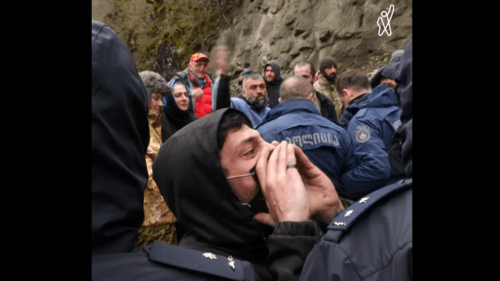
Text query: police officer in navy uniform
92 20 260 281
337 67 406 201
298 39 413 281
256 76 357 208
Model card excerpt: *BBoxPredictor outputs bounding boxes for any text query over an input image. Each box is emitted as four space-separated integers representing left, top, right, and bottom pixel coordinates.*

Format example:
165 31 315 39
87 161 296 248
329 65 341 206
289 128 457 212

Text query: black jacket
92 20 150 256
316 91 339 125
391 40 412 177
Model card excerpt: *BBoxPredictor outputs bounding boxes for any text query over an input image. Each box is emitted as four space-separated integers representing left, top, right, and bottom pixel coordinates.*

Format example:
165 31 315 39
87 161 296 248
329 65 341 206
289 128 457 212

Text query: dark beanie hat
319 57 338 76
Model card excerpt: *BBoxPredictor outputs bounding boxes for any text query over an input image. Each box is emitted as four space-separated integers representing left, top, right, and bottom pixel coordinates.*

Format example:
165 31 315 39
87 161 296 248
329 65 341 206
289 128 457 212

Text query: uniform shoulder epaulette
146 241 251 280
326 178 412 242
356 108 368 118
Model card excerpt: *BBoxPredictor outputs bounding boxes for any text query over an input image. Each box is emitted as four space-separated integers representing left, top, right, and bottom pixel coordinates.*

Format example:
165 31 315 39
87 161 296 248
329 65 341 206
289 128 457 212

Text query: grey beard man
247 94 269 110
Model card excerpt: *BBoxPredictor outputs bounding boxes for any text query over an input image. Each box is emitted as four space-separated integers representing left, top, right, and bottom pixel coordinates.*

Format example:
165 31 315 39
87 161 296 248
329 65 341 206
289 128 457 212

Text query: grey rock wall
213 0 411 80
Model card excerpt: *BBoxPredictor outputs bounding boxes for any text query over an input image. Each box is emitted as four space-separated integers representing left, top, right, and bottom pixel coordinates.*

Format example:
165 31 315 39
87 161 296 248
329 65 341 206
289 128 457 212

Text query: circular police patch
355 125 371 143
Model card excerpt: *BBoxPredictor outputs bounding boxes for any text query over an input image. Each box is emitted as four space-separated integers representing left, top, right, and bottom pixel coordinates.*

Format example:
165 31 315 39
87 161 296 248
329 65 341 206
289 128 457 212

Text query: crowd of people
92 20 412 281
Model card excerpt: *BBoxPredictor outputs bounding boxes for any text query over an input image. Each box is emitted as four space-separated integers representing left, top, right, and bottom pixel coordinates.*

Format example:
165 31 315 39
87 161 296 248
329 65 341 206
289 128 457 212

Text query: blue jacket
230 97 271 128
213 76 271 128
339 83 405 200
256 99 356 192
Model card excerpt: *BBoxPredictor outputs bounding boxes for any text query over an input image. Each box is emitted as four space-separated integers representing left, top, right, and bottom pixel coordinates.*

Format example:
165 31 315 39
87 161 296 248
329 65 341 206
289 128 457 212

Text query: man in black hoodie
263 60 283 108
153 107 344 281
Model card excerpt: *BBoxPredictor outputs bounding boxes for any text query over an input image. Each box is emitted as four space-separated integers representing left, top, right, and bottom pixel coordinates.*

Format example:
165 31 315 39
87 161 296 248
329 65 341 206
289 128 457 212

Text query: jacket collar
260 99 319 125
347 83 398 110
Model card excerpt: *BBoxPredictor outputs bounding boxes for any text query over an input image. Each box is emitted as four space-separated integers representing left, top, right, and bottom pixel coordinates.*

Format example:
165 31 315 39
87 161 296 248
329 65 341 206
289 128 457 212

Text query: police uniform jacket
300 39 414 281
299 178 412 281
339 83 405 200
256 99 356 193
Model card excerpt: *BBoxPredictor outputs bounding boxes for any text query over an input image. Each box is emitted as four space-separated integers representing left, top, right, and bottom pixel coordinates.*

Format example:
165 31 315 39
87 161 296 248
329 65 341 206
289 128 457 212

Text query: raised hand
253 142 343 227
213 46 231 76
253 141 311 226
293 145 343 224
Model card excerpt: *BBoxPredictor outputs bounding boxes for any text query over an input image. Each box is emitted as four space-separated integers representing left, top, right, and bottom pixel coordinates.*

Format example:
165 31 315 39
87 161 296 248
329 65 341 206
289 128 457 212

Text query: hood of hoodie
370 57 403 89
264 60 283 84
152 108 271 262
344 83 399 118
92 21 150 255
392 40 412 177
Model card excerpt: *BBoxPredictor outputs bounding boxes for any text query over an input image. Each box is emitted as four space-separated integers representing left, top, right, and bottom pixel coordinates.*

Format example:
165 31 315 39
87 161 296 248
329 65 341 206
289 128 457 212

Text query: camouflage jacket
314 76 345 122
142 110 177 227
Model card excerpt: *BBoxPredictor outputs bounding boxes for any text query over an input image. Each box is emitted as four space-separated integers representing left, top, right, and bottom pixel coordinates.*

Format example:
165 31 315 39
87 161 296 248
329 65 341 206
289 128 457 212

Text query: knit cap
138 71 171 100
319 57 338 76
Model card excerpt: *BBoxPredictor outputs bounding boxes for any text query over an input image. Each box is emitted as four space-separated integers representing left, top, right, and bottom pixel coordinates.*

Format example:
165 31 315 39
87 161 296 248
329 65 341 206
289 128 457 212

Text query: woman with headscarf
161 82 198 143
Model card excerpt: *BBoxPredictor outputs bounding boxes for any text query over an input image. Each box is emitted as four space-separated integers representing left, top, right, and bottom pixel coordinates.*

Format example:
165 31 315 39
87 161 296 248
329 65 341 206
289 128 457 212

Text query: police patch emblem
355 125 371 143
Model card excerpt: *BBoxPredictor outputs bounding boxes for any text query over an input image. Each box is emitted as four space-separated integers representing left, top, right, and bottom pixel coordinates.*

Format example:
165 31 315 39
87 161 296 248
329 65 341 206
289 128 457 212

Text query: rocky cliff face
100 0 412 94
213 0 411 93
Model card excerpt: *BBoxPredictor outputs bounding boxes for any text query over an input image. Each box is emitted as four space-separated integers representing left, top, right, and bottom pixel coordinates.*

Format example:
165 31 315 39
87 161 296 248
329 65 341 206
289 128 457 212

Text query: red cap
190 53 209 62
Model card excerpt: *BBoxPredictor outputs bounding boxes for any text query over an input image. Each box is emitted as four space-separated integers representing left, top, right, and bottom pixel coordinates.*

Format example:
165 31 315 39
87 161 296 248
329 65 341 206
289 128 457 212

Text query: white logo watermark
377 4 394 36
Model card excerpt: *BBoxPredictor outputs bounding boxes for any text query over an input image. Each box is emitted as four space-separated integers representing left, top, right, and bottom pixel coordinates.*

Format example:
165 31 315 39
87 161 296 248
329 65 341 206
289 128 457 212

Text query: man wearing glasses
166 53 214 118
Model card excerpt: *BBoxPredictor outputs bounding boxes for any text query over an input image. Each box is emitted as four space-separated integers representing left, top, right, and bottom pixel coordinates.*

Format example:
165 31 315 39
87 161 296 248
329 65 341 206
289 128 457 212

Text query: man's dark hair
336 69 371 93
243 62 250 69
295 61 316 77
217 110 253 150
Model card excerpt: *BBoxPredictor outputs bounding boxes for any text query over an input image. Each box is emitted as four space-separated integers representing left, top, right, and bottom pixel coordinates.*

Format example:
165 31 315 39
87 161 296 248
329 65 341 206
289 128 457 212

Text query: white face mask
226 166 268 215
